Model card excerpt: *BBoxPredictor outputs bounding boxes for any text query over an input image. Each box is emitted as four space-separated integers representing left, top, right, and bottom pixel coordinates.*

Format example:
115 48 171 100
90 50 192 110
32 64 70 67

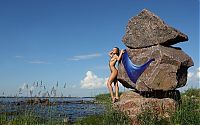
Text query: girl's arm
108 50 113 57
117 49 124 61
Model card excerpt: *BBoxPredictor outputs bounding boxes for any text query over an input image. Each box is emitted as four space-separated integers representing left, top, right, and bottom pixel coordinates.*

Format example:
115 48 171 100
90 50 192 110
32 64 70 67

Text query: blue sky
0 0 199 97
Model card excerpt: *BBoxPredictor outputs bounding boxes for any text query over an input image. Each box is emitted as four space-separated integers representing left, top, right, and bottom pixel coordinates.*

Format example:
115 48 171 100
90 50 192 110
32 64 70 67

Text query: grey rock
117 45 194 91
113 90 178 125
122 9 188 48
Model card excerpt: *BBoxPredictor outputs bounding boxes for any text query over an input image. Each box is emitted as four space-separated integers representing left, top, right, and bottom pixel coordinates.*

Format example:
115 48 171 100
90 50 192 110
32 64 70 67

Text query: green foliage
170 91 200 125
0 111 70 125
0 112 41 125
181 88 200 97
75 108 131 125
0 113 7 125
95 93 111 104
137 88 200 125
10 112 41 125
95 92 122 104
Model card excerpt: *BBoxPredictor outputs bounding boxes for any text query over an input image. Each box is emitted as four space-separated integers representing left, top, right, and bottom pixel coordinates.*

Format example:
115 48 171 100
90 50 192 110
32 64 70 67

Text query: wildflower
25 84 28 89
38 91 41 96
56 81 59 87
64 82 67 88
40 80 43 87
30 90 33 97
44 85 46 90
36 81 39 87
19 88 22 93
33 82 36 87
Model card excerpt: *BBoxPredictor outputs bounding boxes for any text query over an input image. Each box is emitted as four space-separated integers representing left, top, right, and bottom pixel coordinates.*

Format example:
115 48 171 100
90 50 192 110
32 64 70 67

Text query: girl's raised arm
117 49 124 61
108 50 113 57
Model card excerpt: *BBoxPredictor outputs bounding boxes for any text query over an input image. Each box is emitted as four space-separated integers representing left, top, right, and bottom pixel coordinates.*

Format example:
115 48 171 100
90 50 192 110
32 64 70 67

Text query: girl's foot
115 96 119 100
112 97 116 103
112 97 119 103
115 97 119 102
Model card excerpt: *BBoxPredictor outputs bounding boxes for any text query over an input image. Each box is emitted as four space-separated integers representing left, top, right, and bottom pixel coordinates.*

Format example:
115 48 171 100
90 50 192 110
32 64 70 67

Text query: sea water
0 97 105 122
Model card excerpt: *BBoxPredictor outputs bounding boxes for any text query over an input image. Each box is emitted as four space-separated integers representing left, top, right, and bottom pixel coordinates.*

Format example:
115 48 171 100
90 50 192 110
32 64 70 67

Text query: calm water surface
0 97 105 122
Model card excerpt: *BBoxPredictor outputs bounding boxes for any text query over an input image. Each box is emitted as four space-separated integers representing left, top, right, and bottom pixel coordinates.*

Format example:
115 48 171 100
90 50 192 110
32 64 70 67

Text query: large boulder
118 45 194 91
122 9 188 49
113 91 179 125
114 8 193 125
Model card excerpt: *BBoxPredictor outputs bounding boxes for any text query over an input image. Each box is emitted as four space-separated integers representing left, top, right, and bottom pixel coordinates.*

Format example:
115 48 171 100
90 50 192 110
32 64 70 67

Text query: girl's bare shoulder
114 54 119 58
110 55 118 61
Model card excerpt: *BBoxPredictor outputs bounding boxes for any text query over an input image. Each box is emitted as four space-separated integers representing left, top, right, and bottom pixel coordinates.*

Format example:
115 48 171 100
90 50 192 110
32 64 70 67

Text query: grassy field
0 88 199 125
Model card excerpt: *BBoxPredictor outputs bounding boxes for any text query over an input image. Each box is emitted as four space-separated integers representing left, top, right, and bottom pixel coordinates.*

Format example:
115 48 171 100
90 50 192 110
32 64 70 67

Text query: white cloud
14 55 50 64
28 60 48 64
197 67 200 78
68 53 101 61
187 72 194 79
180 67 200 91
187 67 200 83
80 71 108 89
15 55 24 59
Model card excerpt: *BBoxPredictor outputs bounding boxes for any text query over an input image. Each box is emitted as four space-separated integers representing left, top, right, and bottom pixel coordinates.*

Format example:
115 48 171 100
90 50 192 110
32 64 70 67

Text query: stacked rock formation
115 9 194 124
117 9 193 91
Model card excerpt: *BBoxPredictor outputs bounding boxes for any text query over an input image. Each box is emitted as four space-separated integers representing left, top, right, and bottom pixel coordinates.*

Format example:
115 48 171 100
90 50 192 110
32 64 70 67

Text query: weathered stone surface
113 91 178 125
122 9 188 48
117 45 194 91
115 8 194 125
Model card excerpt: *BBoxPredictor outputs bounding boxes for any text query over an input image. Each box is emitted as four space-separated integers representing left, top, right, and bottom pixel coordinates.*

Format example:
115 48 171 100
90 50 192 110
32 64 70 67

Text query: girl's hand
108 50 113 57
121 49 125 54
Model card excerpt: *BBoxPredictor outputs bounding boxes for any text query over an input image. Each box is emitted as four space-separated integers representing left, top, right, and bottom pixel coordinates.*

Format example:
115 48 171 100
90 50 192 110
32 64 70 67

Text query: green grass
137 88 200 125
75 107 131 125
95 92 123 104
95 93 111 104
170 89 200 125
181 88 200 97
0 111 69 125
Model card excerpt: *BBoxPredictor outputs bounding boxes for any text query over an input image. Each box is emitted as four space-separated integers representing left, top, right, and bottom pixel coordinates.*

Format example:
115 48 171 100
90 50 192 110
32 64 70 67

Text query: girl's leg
107 72 117 102
114 78 119 100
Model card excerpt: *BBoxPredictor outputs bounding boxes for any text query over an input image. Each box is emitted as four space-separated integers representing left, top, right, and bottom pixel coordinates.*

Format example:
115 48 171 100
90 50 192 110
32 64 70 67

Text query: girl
107 47 124 103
